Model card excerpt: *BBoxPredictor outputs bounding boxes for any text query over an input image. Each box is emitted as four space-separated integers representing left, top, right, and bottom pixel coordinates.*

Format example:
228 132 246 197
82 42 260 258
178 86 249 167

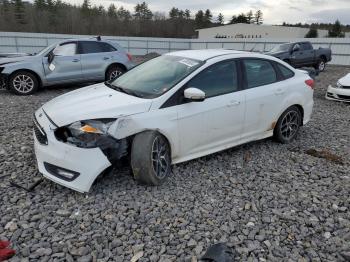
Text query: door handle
227 100 241 107
103 57 110 60
72 59 80 62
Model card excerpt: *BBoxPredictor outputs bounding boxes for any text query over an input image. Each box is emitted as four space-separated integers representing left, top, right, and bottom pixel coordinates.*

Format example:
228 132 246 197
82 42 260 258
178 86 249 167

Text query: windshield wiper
104 82 143 98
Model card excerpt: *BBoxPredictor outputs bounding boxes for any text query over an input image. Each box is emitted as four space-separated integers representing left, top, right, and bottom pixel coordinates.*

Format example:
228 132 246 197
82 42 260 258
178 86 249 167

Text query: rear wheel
9 71 39 95
274 106 302 144
106 65 126 81
314 58 326 72
131 131 171 186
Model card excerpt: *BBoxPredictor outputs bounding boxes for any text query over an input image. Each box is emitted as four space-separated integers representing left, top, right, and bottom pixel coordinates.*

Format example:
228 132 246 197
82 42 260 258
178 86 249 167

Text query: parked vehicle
326 73 350 102
33 50 314 192
0 52 30 58
266 41 332 72
0 38 134 95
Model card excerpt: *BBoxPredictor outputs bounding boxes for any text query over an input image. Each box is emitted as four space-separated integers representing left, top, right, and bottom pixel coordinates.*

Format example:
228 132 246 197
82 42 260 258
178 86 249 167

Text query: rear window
79 41 116 54
243 59 277 88
276 63 295 79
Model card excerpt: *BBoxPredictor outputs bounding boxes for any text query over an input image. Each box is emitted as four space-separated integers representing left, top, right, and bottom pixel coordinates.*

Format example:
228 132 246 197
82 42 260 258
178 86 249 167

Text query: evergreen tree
231 13 248 24
13 0 26 25
254 10 263 25
246 10 253 24
305 28 318 38
134 2 152 20
107 4 117 18
328 20 344 37
81 0 91 17
195 10 204 28
184 9 190 19
217 13 224 24
34 0 46 9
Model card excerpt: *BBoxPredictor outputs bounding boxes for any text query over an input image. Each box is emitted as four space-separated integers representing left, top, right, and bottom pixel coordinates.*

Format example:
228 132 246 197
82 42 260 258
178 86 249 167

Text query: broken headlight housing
55 119 116 148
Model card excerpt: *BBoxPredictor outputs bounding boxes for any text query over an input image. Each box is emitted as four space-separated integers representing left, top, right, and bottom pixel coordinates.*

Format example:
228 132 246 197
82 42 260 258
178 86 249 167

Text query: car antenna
96 36 101 41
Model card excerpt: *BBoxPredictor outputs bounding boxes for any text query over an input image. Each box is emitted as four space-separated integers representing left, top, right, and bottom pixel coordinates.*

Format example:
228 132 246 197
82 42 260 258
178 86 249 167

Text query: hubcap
151 136 170 179
109 70 123 80
280 110 300 140
13 75 34 93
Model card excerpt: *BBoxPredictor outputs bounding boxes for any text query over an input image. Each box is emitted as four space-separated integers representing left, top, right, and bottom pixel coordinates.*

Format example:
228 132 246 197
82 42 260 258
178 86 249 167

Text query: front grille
341 85 350 89
338 95 350 100
33 117 48 145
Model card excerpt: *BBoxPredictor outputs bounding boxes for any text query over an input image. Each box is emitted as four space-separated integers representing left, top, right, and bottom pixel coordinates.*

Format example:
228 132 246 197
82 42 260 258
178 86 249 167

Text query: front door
177 60 245 156
43 42 83 84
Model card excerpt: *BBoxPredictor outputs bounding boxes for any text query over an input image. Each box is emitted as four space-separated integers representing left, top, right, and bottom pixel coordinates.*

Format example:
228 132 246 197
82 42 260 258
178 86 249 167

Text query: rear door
241 58 289 140
79 41 116 81
43 42 83 84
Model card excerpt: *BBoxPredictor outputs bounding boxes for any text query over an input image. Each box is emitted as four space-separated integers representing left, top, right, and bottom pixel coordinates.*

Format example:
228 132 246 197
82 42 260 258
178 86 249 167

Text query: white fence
1 31 350 65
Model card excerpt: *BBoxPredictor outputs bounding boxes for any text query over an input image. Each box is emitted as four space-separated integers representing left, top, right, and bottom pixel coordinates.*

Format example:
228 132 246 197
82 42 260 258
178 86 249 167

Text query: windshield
270 43 291 53
110 55 203 98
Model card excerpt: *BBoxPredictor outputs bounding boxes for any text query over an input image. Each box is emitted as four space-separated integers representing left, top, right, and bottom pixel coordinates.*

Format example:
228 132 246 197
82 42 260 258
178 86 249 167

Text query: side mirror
184 87 205 102
48 52 55 64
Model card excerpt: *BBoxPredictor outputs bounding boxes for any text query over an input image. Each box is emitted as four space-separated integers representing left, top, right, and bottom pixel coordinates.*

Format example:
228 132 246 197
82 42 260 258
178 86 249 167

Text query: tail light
305 79 315 89
127 53 132 61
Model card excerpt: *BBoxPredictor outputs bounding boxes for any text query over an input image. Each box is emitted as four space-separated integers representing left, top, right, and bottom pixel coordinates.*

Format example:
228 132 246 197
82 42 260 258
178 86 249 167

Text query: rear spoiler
297 68 319 80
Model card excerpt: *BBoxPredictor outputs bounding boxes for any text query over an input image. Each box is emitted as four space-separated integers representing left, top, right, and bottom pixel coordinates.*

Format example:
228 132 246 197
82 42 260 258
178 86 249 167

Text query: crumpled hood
338 73 350 86
0 55 32 66
43 83 152 127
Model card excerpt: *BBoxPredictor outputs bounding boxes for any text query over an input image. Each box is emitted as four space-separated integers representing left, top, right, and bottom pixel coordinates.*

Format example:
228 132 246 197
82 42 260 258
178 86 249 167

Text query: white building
196 23 329 39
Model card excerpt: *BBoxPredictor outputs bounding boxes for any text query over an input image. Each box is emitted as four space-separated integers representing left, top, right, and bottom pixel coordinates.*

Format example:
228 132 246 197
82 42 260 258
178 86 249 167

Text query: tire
131 131 171 186
106 65 126 81
314 58 326 72
274 106 302 144
9 71 39 95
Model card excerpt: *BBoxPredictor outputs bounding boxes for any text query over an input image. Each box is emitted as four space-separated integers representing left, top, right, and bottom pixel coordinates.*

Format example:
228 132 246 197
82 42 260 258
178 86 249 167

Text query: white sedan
326 73 350 102
33 50 314 192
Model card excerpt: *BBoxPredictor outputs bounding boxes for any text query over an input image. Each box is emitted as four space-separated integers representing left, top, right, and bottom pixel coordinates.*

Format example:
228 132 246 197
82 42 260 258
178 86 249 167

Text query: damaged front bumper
326 85 350 103
0 71 8 90
33 108 125 193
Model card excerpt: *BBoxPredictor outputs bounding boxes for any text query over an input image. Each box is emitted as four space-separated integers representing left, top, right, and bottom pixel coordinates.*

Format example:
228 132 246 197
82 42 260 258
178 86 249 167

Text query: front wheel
9 71 39 95
131 131 171 186
274 106 302 144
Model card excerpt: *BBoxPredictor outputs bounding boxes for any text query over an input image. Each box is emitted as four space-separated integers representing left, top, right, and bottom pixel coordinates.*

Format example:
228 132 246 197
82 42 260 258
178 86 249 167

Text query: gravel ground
0 65 349 262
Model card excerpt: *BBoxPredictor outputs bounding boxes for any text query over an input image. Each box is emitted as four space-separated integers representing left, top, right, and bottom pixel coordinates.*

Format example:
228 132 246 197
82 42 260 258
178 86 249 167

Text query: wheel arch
276 104 304 127
9 69 43 88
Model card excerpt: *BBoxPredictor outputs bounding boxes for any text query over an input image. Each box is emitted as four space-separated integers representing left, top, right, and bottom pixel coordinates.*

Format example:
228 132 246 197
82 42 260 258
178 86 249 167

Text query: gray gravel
0 65 349 261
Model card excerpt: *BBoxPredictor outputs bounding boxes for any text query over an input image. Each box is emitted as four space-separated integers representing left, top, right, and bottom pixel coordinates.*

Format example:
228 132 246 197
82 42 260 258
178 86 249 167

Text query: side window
53 43 77 56
276 63 295 79
187 60 238 98
243 59 277 88
99 42 117 52
301 42 312 50
80 41 104 54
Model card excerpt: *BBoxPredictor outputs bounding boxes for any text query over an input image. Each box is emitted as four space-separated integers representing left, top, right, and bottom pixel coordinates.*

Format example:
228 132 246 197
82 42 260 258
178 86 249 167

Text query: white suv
33 50 314 192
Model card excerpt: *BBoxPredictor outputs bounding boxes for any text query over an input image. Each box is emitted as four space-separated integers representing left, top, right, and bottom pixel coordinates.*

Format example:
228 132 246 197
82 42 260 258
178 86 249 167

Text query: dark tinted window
100 42 117 52
301 42 312 50
187 60 238 98
243 59 277 88
276 63 294 79
80 41 116 54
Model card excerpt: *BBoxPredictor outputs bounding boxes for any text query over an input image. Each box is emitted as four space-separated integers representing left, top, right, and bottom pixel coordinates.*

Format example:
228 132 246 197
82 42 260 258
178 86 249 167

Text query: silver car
0 38 134 95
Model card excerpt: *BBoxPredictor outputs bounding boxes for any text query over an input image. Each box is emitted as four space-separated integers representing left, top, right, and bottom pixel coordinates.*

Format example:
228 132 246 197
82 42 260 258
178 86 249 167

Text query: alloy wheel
109 70 123 81
280 110 300 140
319 61 325 71
151 136 170 179
13 75 34 94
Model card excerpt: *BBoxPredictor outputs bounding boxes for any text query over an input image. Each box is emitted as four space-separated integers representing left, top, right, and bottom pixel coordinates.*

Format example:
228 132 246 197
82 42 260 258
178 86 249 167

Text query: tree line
0 0 347 38
0 0 265 38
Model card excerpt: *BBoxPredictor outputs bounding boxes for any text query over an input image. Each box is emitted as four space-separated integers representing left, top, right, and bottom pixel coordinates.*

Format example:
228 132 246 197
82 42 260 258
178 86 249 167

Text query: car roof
167 49 247 61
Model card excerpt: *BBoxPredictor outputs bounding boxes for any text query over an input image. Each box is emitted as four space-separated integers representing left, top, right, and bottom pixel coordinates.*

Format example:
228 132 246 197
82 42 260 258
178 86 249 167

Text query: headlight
55 119 116 148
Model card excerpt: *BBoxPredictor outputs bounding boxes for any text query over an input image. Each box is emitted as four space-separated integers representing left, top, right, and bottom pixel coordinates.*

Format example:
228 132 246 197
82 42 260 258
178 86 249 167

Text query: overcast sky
62 0 350 24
